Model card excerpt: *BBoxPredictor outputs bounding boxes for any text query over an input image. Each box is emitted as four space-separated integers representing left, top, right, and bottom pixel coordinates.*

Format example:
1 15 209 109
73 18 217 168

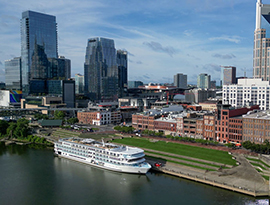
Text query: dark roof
38 119 62 127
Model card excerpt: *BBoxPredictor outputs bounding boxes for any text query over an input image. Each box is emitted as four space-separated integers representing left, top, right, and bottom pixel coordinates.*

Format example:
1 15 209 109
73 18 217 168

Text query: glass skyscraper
253 0 270 80
75 74 84 94
21 10 58 95
197 73 210 89
117 50 128 98
5 57 22 90
84 37 118 101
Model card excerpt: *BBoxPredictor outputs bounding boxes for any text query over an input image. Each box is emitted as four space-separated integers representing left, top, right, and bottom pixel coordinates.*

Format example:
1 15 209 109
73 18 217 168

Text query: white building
222 78 270 110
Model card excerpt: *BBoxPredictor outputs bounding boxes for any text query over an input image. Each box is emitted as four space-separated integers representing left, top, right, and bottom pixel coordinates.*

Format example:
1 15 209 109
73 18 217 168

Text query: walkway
147 153 269 197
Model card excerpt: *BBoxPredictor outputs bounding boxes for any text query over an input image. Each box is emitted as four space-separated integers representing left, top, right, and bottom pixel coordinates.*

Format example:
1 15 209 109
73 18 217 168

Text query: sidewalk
147 153 269 197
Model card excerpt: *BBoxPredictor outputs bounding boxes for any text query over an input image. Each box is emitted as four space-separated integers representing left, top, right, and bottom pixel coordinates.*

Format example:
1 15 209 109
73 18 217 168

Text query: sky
0 0 264 85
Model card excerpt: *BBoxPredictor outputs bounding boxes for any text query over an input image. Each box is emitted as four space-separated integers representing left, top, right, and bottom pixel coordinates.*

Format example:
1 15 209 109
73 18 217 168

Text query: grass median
112 137 237 166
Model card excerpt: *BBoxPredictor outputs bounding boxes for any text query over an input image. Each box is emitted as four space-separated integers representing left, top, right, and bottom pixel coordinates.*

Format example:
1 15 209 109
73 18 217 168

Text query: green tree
54 110 65 120
6 122 17 138
14 118 30 139
67 117 79 124
0 120 9 136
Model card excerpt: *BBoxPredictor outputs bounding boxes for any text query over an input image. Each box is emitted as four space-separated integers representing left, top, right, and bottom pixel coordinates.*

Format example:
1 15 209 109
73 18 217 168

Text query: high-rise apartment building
84 37 118 101
75 74 84 94
197 73 210 89
222 78 270 110
117 50 128 98
253 0 270 80
220 66 236 86
173 73 187 89
21 10 58 95
5 57 22 90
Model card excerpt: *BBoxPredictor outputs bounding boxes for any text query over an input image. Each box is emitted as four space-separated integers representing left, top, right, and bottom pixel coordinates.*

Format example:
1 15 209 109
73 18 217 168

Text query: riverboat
54 137 151 174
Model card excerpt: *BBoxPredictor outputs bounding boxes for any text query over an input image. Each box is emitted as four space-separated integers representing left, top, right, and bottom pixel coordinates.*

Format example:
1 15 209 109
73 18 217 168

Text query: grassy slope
113 138 236 166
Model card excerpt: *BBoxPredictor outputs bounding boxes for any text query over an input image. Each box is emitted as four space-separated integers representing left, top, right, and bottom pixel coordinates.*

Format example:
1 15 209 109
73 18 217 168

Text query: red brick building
132 114 155 130
215 104 259 143
154 119 177 133
77 111 99 124
203 114 215 140
243 111 270 144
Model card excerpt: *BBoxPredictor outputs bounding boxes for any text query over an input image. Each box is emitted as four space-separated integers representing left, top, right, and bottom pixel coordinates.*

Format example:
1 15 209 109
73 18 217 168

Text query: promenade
146 151 269 197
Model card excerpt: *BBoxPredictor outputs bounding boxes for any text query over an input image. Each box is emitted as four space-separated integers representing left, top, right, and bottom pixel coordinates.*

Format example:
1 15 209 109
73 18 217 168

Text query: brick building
154 118 177 135
243 110 270 144
215 104 259 143
203 114 215 140
132 114 155 130
77 111 112 126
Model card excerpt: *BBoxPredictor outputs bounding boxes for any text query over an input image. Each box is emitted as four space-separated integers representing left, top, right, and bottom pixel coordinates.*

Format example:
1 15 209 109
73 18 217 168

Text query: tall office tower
21 10 58 95
84 37 118 102
197 73 211 89
173 73 187 89
63 80 75 108
253 0 270 80
75 73 84 94
117 50 128 98
5 57 22 90
48 56 71 79
30 42 49 80
220 66 236 86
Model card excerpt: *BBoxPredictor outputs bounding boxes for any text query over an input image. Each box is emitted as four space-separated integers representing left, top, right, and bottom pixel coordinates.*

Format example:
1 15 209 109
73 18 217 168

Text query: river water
0 142 269 205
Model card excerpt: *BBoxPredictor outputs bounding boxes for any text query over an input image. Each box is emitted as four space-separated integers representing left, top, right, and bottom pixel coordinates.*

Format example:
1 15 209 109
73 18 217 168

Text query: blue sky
0 0 263 85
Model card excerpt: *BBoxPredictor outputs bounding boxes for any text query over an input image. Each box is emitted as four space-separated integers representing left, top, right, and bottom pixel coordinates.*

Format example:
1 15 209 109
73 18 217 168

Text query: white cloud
209 35 242 44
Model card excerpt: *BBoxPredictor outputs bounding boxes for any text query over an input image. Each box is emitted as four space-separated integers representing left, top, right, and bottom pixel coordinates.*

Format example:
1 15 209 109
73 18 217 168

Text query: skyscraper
253 0 270 80
197 73 210 89
21 10 58 95
75 73 84 94
117 50 128 98
173 73 187 89
84 37 118 101
5 57 22 90
220 66 236 86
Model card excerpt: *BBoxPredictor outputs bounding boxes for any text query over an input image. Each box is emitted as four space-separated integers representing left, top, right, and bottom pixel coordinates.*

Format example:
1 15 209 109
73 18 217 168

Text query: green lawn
112 137 237 166
145 155 216 171
262 175 269 181
145 151 222 168
246 157 270 168
250 162 267 170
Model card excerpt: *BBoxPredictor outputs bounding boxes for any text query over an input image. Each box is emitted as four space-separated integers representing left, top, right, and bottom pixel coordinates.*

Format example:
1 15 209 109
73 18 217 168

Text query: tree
67 117 79 124
54 110 65 120
34 113 49 120
6 122 17 138
14 118 30 139
0 120 9 136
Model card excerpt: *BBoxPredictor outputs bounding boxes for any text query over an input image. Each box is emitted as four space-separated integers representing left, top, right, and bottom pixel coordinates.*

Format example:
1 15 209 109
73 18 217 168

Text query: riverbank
0 138 53 147
33 131 270 197
111 135 270 197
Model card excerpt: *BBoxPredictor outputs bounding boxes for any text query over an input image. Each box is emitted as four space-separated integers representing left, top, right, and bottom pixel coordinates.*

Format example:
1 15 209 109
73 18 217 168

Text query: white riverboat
54 138 151 174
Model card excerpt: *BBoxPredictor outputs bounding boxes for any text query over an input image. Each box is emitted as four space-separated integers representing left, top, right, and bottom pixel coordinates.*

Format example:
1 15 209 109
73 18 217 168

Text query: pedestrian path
147 153 269 197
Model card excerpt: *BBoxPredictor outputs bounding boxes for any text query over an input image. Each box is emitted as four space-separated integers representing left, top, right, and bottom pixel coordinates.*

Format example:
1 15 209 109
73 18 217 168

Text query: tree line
242 140 270 154
0 119 51 145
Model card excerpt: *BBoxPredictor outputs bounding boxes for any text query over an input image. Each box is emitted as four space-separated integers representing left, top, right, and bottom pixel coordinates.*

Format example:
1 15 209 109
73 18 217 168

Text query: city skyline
0 0 264 84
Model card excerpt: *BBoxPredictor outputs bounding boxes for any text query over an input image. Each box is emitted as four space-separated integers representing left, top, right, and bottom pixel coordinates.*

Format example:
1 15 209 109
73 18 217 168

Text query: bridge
0 108 86 118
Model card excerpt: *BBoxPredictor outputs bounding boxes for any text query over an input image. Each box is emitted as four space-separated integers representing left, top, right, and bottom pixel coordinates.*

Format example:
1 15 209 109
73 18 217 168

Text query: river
0 142 268 205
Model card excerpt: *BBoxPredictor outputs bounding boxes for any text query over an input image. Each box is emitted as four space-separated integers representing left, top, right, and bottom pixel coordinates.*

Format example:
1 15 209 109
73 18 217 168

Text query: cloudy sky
0 0 262 85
